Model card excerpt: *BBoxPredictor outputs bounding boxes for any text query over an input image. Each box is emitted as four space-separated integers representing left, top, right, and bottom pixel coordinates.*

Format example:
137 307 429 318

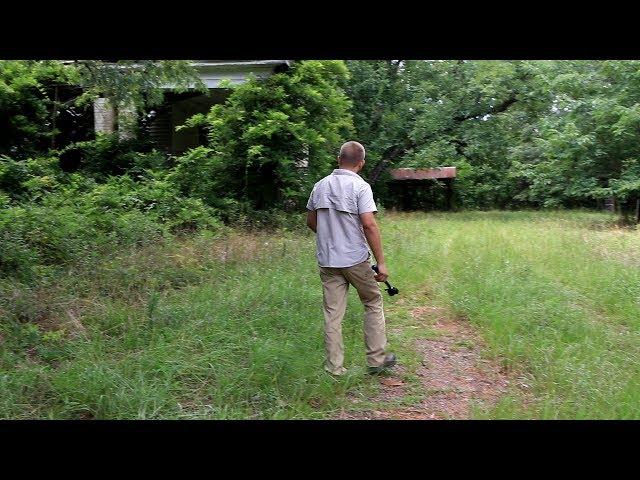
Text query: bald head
339 141 366 167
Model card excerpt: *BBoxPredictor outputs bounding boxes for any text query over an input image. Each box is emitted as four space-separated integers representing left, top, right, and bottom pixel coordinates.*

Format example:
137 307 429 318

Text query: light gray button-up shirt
306 169 377 268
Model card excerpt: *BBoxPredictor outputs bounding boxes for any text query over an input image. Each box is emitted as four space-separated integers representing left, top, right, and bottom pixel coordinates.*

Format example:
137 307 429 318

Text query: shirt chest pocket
328 194 358 214
315 193 358 214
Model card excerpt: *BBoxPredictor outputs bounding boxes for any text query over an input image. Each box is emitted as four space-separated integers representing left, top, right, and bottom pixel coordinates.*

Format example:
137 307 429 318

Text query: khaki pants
319 259 387 373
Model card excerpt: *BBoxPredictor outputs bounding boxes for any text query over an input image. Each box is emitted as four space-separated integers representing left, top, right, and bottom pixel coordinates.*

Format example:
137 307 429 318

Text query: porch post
93 98 115 134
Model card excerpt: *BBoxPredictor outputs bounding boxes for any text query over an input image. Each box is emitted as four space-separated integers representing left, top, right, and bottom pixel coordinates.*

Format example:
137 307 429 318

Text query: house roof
191 60 291 88
59 60 292 67
191 60 292 68
58 60 293 89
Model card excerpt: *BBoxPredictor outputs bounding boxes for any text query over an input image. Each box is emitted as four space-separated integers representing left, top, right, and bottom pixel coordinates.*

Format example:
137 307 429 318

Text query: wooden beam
390 167 457 180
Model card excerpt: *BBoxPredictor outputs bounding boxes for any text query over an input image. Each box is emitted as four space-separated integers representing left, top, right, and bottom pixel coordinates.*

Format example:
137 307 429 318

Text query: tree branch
451 138 473 162
453 94 518 123
368 141 415 185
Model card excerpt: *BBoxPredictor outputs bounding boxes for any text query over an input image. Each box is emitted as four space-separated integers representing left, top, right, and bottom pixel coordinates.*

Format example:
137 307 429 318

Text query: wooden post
604 197 615 212
635 197 640 225
401 183 410 211
93 98 115 134
445 178 454 211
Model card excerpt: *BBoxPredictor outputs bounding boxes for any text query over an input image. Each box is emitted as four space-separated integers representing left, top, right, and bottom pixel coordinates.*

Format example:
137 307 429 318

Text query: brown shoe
325 366 347 376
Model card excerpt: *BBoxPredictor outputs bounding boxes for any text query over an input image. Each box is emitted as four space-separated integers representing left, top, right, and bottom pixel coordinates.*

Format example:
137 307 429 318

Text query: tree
509 61 640 215
0 61 73 157
344 60 414 184
347 60 551 208
0 60 205 158
171 60 353 212
346 60 640 213
68 60 205 113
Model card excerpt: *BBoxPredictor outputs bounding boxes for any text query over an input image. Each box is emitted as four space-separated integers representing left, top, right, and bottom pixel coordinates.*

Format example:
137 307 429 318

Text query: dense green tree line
347 60 640 216
3 59 640 214
0 60 352 279
2 59 640 280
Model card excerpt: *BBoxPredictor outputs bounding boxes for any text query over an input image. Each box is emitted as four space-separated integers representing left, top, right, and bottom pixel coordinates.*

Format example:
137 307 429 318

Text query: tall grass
0 228 375 419
2 210 639 419
382 210 640 419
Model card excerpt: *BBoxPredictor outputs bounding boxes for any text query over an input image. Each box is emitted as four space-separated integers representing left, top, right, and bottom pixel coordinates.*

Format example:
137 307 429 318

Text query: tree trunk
445 178 454 211
369 144 406 185
604 196 615 213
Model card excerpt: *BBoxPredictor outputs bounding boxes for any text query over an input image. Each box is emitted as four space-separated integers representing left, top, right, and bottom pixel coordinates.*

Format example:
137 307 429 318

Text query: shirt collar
332 168 361 178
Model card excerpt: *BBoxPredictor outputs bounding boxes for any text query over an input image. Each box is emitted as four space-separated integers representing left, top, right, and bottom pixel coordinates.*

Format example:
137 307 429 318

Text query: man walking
306 141 397 376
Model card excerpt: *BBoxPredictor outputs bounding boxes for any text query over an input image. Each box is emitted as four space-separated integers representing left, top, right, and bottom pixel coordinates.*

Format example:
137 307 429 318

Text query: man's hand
374 263 389 283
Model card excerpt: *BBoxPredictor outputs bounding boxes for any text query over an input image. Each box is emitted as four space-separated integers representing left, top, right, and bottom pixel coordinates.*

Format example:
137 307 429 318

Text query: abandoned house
92 60 292 154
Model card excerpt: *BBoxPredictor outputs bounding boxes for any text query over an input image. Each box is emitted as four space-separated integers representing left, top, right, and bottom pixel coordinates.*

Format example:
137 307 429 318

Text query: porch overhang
390 167 457 180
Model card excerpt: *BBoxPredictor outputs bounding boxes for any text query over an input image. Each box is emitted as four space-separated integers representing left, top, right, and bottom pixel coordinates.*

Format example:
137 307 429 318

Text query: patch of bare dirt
336 306 524 420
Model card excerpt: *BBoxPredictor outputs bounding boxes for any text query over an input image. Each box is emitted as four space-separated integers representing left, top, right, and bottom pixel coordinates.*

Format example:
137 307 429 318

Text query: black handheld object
372 264 399 296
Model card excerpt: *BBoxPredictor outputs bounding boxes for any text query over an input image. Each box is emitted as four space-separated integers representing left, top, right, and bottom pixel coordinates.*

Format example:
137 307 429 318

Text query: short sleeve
306 186 316 211
357 183 377 214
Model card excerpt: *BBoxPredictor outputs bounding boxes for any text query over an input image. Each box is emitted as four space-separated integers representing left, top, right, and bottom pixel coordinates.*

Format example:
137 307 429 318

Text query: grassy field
2 210 640 419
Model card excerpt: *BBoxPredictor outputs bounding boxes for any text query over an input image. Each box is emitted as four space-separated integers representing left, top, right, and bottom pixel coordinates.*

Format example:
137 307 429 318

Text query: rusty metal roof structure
390 167 457 180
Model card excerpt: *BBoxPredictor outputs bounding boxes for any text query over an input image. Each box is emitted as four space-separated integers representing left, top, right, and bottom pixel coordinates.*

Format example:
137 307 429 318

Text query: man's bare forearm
306 210 317 233
363 223 385 265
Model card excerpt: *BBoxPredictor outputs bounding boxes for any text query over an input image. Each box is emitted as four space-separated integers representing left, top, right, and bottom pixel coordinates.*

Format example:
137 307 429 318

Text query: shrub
0 155 62 202
0 60 77 158
0 169 222 280
0 204 98 280
80 173 221 232
0 192 9 208
168 146 227 208
57 134 165 178
177 61 353 211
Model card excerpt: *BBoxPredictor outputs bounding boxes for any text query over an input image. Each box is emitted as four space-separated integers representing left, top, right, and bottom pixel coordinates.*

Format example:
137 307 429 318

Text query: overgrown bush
0 61 76 158
0 155 63 202
79 173 221 232
0 204 100 280
177 61 353 211
58 133 166 178
0 155 222 280
167 146 228 210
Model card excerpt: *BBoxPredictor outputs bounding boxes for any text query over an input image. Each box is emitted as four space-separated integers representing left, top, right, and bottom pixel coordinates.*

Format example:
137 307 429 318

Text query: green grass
383 210 640 419
2 210 640 419
0 229 384 419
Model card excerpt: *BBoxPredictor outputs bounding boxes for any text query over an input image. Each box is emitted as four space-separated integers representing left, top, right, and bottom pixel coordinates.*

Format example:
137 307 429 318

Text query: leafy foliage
4 58 640 283
0 60 203 159
346 60 640 213
57 133 166 178
0 61 76 157
177 61 353 210
0 155 220 280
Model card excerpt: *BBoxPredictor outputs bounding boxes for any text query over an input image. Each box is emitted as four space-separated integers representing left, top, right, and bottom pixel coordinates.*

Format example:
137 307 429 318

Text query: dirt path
336 303 528 420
